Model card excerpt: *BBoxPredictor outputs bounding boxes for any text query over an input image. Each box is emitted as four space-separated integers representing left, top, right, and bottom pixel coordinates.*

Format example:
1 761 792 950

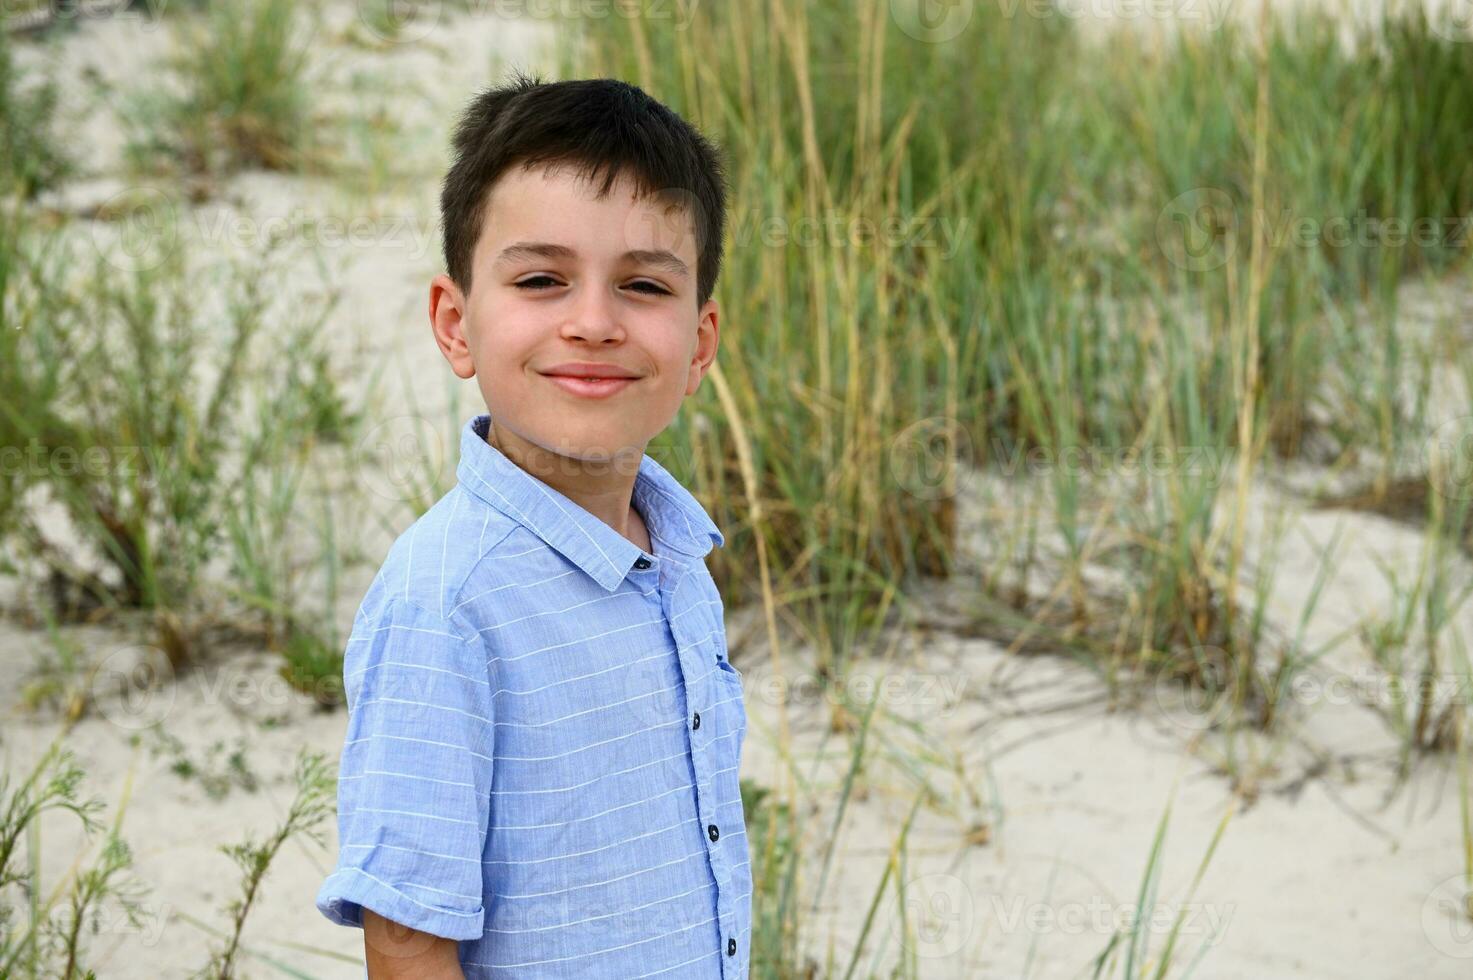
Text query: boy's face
429 163 719 468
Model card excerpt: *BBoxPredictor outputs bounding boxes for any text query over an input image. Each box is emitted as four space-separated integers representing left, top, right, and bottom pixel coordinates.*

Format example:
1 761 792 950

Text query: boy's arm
364 909 464 979
314 594 496 959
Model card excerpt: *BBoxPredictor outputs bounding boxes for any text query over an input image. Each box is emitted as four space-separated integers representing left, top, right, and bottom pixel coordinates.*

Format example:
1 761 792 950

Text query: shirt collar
456 413 725 592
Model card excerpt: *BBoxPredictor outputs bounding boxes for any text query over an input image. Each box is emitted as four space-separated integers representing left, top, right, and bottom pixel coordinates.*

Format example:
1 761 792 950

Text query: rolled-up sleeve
315 595 494 941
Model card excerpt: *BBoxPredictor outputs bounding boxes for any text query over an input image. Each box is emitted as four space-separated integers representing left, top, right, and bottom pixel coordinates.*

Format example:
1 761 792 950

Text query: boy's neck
485 419 650 552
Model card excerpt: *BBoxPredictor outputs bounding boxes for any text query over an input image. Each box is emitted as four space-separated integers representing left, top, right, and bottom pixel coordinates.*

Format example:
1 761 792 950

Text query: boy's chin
520 424 651 470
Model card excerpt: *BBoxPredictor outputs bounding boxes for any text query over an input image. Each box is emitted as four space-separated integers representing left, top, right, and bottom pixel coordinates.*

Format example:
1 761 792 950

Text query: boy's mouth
537 362 643 399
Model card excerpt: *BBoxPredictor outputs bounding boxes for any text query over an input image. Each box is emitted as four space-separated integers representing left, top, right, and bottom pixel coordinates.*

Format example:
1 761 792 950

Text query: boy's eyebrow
493 241 690 279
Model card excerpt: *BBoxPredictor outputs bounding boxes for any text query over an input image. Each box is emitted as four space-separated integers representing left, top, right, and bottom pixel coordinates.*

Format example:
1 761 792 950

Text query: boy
315 72 751 978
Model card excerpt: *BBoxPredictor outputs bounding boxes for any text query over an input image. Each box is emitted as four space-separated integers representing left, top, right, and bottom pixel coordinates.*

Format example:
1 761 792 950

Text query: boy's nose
559 287 624 344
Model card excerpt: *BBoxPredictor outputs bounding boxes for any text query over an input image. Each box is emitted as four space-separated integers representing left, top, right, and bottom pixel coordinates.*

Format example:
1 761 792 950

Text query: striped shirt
316 412 751 978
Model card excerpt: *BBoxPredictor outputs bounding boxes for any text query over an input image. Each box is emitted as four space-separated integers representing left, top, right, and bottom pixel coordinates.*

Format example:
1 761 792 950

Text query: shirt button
707 823 719 842
727 937 736 956
692 711 700 730
634 556 651 570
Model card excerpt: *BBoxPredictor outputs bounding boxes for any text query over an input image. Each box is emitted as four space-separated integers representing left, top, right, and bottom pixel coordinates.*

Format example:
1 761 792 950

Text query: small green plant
1090 791 1234 980
224 360 354 707
742 777 805 976
40 832 149 980
0 197 65 561
143 727 261 801
4 229 258 622
278 625 346 708
2 214 346 665
122 0 319 176
0 28 71 197
195 748 334 980
0 739 147 980
1359 500 1473 767
16 605 90 725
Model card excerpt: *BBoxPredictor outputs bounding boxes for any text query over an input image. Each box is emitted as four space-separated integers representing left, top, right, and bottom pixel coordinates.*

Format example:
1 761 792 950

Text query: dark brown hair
440 70 728 308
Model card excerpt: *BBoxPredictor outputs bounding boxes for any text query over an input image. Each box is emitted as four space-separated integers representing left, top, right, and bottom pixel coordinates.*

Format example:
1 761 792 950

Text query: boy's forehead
476 165 698 268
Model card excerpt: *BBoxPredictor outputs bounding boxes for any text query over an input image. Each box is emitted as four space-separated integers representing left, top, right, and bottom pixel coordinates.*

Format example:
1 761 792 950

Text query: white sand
735 451 1473 978
3 2 1471 977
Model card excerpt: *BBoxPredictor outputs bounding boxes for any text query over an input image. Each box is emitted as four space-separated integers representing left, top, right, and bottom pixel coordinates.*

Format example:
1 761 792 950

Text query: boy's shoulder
360 484 522 630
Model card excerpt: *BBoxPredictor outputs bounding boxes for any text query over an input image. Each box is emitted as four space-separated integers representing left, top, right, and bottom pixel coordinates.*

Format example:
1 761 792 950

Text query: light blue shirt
316 412 751 978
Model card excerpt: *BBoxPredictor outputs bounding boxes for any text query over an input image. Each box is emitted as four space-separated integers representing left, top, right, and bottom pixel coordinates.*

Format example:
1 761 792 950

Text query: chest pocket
713 656 747 762
685 568 746 765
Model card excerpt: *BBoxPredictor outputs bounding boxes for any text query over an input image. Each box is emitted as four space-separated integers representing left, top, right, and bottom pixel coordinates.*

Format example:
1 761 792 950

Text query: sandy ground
3 2 1472 977
742 456 1473 979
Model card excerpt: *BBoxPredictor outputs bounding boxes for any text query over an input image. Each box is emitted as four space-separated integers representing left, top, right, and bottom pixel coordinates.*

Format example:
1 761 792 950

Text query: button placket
664 567 737 957
670 572 718 808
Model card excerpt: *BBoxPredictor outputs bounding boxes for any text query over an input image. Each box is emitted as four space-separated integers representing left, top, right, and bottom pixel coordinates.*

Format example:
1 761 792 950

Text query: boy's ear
686 298 719 397
429 273 476 379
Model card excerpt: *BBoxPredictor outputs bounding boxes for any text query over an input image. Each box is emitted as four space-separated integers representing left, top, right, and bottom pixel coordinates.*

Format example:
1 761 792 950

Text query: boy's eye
512 277 670 295
627 280 671 296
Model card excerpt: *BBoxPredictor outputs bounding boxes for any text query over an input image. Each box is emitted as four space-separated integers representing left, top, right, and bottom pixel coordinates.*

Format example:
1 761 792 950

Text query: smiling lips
537 362 642 399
